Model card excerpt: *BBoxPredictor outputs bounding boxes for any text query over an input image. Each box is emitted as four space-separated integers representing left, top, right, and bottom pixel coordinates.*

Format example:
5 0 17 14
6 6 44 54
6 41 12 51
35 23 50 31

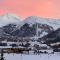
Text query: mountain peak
2 13 21 20
24 16 60 30
0 13 22 27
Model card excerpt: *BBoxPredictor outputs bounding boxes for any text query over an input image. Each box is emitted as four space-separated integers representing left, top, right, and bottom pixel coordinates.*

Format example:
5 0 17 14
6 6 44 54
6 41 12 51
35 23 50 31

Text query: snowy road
3 53 60 60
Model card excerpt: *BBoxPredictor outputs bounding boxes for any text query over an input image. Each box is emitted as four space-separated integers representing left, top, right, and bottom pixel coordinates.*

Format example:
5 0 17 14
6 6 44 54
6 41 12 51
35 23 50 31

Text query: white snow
24 16 60 30
3 53 60 60
0 13 23 27
50 42 60 46
0 14 60 30
40 31 48 38
0 46 25 49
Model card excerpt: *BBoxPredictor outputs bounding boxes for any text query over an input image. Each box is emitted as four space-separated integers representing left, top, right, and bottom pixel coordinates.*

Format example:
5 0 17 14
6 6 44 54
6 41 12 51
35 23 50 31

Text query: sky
0 0 60 19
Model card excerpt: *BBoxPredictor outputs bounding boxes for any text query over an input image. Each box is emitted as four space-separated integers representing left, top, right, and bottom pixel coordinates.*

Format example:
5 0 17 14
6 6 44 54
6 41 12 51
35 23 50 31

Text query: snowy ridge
0 13 23 27
0 14 60 30
24 16 60 30
0 14 60 38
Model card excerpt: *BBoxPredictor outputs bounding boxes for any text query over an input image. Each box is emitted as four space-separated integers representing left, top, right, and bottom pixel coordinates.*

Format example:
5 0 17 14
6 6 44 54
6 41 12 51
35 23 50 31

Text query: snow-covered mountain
0 14 60 30
0 14 60 51
0 14 60 38
24 16 60 30
0 13 23 27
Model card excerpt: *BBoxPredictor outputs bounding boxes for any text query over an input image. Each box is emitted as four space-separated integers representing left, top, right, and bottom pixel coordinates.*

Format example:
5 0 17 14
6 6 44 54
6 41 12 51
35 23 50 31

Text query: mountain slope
0 13 23 27
0 15 60 38
24 16 60 30
10 23 36 37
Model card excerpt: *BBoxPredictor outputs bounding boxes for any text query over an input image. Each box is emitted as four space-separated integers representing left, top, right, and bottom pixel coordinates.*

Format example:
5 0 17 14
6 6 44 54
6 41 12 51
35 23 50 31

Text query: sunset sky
0 0 60 19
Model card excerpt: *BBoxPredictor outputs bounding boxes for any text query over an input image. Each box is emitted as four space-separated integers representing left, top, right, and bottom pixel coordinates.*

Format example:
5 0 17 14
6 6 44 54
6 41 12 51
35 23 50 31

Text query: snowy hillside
0 13 23 27
0 14 60 38
24 16 60 30
0 14 60 30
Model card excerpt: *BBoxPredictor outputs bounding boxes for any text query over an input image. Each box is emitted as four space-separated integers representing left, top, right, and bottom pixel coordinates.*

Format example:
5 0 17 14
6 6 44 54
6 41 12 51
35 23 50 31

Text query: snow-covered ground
3 53 60 60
